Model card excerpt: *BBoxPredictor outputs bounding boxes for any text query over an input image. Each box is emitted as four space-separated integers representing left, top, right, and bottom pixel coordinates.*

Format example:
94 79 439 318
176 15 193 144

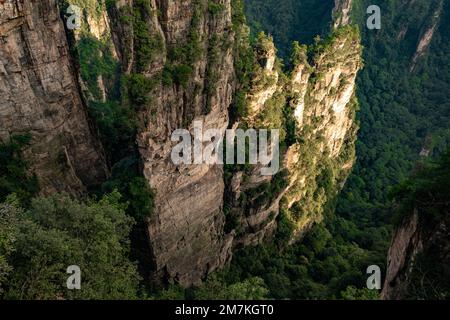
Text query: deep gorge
0 0 448 300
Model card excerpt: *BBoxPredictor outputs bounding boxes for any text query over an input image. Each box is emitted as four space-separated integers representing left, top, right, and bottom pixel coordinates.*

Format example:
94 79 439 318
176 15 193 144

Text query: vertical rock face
382 211 422 300
411 0 443 71
0 0 107 194
286 27 361 237
382 208 450 300
129 0 235 286
228 27 362 245
109 0 361 284
1 0 362 286
332 0 352 28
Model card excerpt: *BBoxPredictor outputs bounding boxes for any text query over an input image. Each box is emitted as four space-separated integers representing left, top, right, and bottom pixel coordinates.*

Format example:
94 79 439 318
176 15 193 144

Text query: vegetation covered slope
383 150 450 299
244 0 335 58
238 0 450 299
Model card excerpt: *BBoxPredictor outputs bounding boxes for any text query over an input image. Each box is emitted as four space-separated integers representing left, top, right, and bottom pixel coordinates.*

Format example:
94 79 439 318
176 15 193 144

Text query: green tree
3 192 141 300
194 274 269 300
0 135 39 205
0 197 20 295
341 286 379 300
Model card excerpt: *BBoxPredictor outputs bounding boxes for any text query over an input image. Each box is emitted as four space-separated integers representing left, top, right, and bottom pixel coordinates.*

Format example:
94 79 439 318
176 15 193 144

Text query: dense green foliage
77 35 119 101
392 150 450 226
0 188 264 300
194 275 268 300
335 0 450 295
101 156 155 222
157 274 269 300
229 0 256 121
1 192 141 300
244 0 334 59
218 195 386 299
0 199 20 295
87 100 137 164
0 136 37 292
0 136 39 205
122 73 157 109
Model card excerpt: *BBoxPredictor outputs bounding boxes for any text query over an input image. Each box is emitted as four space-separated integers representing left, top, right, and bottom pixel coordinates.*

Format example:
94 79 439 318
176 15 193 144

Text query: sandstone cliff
138 0 236 286
382 153 450 300
97 0 236 286
1 0 363 287
226 26 361 246
411 0 443 71
0 0 107 195
382 146 450 300
382 206 450 299
332 0 352 29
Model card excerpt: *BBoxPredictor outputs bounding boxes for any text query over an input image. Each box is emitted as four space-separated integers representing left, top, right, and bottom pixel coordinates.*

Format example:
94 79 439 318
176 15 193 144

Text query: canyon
0 0 362 286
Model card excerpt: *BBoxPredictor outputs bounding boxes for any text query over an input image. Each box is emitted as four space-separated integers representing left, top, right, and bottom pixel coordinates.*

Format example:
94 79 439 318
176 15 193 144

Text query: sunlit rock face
333 0 352 28
109 0 236 286
0 0 362 287
128 0 362 283
228 26 362 246
411 0 443 71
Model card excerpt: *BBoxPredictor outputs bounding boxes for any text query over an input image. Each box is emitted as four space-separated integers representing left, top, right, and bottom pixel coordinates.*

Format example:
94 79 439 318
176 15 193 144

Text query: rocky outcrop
227 26 362 245
286 27 361 238
411 0 443 71
0 0 363 287
0 0 107 194
333 0 352 29
382 150 450 300
133 0 361 283
123 0 236 286
382 211 422 299
59 0 234 287
382 207 450 299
